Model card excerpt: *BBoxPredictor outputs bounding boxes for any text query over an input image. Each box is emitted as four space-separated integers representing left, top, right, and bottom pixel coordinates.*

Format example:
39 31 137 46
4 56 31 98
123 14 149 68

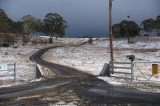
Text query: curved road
0 45 160 105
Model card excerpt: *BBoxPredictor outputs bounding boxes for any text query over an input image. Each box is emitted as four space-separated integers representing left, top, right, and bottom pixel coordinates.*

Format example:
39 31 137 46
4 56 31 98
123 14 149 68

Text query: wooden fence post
14 62 16 82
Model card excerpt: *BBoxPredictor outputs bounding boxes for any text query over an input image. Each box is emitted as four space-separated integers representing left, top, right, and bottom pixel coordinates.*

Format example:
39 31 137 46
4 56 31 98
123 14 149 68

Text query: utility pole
109 0 114 73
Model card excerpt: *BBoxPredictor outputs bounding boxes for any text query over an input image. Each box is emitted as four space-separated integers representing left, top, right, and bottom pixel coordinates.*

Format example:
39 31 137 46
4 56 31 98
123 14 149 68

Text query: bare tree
22 35 30 46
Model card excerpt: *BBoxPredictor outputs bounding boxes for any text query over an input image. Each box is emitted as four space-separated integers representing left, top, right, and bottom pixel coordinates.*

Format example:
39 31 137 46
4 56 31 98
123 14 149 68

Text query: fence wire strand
134 63 153 81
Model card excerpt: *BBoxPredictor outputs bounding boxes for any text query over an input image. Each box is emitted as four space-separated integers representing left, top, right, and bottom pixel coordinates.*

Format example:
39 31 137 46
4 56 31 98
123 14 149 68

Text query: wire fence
133 61 160 82
112 61 160 91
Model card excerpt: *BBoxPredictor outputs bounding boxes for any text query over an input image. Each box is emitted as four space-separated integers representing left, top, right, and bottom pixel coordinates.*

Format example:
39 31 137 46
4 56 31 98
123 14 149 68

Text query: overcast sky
0 0 160 37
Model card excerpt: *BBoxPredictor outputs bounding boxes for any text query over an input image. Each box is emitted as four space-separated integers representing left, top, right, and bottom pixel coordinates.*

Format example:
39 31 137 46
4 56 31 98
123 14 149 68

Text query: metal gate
0 63 16 82
0 63 36 84
100 61 134 80
111 61 134 80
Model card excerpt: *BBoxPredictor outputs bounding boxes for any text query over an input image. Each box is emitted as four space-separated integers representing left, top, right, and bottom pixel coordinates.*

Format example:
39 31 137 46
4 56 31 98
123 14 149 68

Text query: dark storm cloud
0 0 159 37
0 0 5 4
112 0 160 24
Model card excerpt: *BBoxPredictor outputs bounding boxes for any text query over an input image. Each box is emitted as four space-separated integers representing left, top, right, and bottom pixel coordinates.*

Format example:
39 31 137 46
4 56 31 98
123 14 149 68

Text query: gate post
14 62 16 82
131 61 134 80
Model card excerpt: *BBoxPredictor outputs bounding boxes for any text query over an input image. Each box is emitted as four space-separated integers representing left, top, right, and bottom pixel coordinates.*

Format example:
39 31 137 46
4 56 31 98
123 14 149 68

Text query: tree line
0 8 160 45
112 16 160 38
0 8 67 45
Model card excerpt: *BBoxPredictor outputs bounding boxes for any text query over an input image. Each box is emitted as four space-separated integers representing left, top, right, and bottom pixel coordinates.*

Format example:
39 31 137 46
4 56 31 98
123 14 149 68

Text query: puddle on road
88 88 108 94
36 81 71 90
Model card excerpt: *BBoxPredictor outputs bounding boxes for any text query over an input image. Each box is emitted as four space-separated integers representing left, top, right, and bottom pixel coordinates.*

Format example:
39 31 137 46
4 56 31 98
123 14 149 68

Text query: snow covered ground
1 37 160 92
0 46 40 86
43 37 160 92
0 38 89 87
